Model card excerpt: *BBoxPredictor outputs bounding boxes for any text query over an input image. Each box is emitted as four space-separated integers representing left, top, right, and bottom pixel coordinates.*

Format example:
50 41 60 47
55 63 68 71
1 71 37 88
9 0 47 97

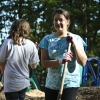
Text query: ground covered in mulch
0 82 100 100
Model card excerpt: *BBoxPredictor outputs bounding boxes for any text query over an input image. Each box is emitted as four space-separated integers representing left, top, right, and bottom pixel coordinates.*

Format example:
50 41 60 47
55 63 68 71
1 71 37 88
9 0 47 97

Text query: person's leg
45 87 58 100
62 87 79 100
18 87 27 100
5 92 19 100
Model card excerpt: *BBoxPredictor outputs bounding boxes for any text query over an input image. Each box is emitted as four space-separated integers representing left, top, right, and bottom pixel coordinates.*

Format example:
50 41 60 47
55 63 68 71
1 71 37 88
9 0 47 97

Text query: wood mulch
0 82 100 100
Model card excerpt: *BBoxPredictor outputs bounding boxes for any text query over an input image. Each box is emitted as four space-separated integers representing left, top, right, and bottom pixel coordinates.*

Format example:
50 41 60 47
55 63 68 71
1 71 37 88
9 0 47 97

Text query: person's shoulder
44 33 54 37
70 32 82 39
43 33 54 39
0 38 13 49
26 39 34 44
70 32 86 45
3 38 13 44
25 39 37 49
4 38 11 41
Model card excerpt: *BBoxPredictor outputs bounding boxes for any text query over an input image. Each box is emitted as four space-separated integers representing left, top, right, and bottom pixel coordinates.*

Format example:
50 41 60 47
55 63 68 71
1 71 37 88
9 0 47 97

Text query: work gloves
66 33 77 47
59 33 76 64
59 52 73 64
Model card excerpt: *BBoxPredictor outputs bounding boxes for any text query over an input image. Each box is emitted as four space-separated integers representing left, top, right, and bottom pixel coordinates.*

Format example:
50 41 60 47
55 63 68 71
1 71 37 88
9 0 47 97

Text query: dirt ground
0 82 100 100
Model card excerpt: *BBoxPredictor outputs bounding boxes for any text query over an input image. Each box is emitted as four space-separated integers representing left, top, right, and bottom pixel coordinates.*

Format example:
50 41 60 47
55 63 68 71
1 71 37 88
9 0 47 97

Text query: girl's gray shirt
0 38 40 92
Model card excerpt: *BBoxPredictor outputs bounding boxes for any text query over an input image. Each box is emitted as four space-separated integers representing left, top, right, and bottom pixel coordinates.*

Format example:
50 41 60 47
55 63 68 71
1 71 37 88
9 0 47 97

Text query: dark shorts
45 87 79 100
4 87 27 100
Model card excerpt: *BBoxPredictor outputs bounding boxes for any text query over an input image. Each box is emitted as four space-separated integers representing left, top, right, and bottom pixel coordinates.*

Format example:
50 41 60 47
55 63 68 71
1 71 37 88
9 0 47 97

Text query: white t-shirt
0 38 40 92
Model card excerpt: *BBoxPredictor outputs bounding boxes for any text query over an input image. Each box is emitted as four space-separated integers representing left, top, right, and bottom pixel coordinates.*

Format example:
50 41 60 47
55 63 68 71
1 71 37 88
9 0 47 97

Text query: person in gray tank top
0 19 40 100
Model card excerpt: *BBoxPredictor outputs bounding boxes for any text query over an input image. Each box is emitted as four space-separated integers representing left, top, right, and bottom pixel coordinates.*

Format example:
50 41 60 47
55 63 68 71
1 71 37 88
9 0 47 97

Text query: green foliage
36 66 47 90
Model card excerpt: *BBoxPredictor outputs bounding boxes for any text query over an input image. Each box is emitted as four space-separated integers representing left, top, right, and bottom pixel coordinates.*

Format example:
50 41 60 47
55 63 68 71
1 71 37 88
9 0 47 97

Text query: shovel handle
57 42 71 100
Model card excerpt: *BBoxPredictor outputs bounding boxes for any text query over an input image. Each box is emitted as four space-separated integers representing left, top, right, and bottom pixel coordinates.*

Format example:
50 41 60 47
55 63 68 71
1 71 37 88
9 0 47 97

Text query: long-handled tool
0 75 4 92
57 42 71 100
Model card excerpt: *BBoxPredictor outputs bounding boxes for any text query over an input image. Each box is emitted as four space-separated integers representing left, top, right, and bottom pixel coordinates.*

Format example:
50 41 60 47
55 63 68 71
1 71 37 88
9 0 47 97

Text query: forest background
0 0 100 89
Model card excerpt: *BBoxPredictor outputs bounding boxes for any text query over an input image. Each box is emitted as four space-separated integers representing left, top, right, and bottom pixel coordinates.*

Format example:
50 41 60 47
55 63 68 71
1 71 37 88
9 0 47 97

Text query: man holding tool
39 8 87 100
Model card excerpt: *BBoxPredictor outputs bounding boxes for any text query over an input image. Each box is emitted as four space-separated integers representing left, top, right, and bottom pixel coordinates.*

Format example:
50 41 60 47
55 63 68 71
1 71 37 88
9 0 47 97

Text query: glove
66 33 77 46
59 52 73 64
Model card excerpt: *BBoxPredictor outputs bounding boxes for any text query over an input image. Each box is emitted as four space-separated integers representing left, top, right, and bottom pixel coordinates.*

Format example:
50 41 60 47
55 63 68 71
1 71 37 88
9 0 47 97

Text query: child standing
0 19 40 100
39 8 87 100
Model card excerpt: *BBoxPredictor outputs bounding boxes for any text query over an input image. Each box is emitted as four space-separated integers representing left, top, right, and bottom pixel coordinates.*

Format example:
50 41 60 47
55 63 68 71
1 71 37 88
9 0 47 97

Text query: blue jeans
4 87 27 100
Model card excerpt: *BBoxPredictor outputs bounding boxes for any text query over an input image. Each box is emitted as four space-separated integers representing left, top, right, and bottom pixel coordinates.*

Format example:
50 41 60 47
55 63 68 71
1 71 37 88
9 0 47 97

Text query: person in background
0 19 40 100
38 8 87 100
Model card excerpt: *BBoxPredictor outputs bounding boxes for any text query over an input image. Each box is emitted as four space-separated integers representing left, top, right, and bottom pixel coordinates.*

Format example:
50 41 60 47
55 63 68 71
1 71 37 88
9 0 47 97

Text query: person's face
53 13 70 32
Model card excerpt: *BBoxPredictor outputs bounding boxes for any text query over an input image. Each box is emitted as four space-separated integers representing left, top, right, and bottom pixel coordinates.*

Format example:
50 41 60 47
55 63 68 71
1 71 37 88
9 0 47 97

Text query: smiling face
53 8 70 34
53 13 70 32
